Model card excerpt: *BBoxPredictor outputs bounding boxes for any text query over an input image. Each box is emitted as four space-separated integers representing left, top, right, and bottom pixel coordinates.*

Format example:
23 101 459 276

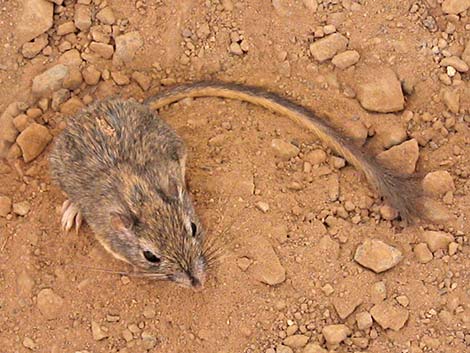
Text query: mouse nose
190 275 204 291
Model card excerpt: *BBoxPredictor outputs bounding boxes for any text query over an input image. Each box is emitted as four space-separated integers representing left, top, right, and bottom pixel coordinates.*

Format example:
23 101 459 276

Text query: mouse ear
159 176 184 202
110 211 136 232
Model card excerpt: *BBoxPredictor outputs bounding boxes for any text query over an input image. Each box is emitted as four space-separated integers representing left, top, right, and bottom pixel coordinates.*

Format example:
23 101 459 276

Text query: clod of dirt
113 31 144 65
370 302 409 331
32 64 69 97
16 0 53 44
422 171 455 197
376 139 419 174
331 50 360 69
333 296 363 320
271 139 299 160
12 201 31 216
21 34 49 59
321 324 351 346
283 334 309 349
355 67 404 113
441 0 470 15
16 123 52 162
91 321 108 341
354 239 403 273
422 231 454 253
309 33 348 63
37 288 64 320
74 5 92 32
0 195 12 217
413 243 433 264
355 311 373 330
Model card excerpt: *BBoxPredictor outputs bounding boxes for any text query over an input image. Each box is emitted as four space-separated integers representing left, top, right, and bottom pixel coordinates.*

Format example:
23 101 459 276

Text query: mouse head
108 174 211 290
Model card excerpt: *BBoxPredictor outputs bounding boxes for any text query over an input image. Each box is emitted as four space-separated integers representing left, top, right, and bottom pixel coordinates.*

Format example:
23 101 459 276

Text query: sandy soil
0 1 469 353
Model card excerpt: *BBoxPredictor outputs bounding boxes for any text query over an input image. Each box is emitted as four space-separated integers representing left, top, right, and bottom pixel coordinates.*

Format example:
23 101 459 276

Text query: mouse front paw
61 199 83 234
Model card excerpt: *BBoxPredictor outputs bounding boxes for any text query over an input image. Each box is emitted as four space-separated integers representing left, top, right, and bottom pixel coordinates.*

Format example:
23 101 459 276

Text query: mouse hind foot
61 200 83 234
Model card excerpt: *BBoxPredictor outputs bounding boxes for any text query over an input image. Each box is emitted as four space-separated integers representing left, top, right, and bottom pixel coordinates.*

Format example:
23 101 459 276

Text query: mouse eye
143 250 160 264
190 222 197 237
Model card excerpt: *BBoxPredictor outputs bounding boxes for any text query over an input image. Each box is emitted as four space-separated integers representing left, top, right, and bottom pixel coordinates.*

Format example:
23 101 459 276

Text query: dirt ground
0 1 469 353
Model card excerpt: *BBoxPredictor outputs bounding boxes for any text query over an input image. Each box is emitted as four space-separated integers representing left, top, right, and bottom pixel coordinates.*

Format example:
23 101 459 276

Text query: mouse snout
189 274 204 291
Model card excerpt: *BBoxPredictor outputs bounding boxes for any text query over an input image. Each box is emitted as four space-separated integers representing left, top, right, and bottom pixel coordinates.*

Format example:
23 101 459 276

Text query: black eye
190 222 197 237
143 250 160 264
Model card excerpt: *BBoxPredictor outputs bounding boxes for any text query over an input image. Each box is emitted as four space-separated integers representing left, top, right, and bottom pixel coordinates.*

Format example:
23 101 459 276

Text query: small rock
0 196 12 217
462 42 470 67
396 295 409 307
63 67 83 90
422 231 454 252
422 171 454 197
131 71 152 91
441 0 470 14
22 337 37 350
305 149 327 165
276 345 293 353
376 139 419 174
354 239 403 273
330 156 345 169
309 33 348 62
58 49 82 67
60 97 85 115
303 343 327 353
221 0 234 11
74 5 92 31
13 114 31 132
89 42 114 59
333 297 362 320
256 201 270 213
122 329 133 342
370 302 409 331
51 89 71 111
247 235 286 285
356 312 373 330
13 201 31 216
21 34 48 59
380 204 398 221
229 42 243 56
143 305 156 319
440 56 469 72
332 50 360 69
91 321 108 341
113 31 144 65
37 288 64 320
376 125 407 149
322 324 351 346
442 90 460 114
96 7 116 25
271 139 299 160
32 64 69 97
111 71 130 86
356 67 405 113
321 283 335 296
82 65 101 85
16 123 53 162
237 257 253 271
57 21 76 36
302 0 318 12
448 242 458 256
414 243 433 263
16 0 53 44
283 335 309 349
141 331 157 349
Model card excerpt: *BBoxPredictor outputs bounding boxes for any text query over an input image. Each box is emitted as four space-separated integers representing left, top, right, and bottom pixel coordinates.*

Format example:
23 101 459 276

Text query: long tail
145 81 422 221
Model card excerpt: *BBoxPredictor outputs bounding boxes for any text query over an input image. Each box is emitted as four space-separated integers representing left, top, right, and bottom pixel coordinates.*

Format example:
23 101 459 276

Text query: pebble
37 288 64 320
331 50 360 69
442 90 460 114
82 65 101 85
51 89 71 111
309 33 348 62
448 242 458 256
16 123 52 162
141 331 157 349
143 305 156 319
333 297 362 320
229 42 243 56
322 324 351 346
111 71 130 86
370 302 409 331
13 201 31 216
379 204 398 221
271 139 299 160
23 337 37 350
58 49 82 67
283 335 309 349
113 31 144 65
376 139 419 174
377 125 407 149
276 345 293 353
237 257 252 271
96 7 116 25
63 67 83 90
370 281 387 303
305 149 326 165
414 243 433 263
462 42 470 67
255 201 270 213
90 42 114 59
74 5 92 31
0 195 12 217
354 239 403 273
248 236 286 285
131 72 152 91
22 34 48 59
122 329 133 342
302 0 318 12
440 56 469 72
60 97 85 115
356 312 373 330
17 0 53 44
441 0 470 15
422 171 454 197
330 156 345 169
303 343 327 353
422 231 454 252
57 21 76 36
356 67 405 113
221 0 234 11
91 321 108 341
32 64 69 97
322 283 335 296
396 295 409 307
